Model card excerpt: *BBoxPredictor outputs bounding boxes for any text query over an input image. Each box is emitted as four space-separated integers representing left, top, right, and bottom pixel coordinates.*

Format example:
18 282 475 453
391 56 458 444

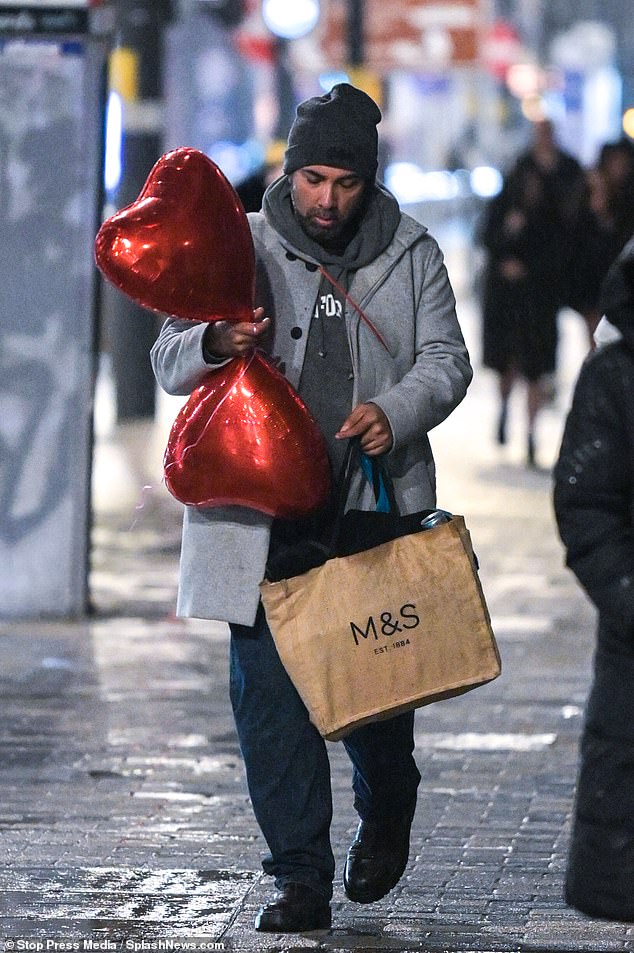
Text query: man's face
289 165 367 245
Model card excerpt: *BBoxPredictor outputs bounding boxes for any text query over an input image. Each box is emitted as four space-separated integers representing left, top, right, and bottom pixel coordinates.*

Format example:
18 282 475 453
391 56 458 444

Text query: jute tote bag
260 447 500 740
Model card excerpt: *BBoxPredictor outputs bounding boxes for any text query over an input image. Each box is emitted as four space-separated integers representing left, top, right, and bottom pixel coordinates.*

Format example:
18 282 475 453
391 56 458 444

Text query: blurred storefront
146 1 634 211
98 0 634 427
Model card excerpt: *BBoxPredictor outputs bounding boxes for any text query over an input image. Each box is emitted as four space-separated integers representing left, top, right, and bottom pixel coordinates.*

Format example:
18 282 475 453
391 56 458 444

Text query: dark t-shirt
298 271 353 474
267 271 354 570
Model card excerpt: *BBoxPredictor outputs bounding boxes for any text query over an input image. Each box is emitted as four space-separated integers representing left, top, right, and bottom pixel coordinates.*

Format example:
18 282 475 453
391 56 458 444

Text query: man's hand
203 307 270 359
336 402 393 455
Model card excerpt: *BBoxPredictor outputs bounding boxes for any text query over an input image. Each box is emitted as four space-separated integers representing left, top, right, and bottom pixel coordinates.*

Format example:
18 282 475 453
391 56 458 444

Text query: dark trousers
229 605 421 900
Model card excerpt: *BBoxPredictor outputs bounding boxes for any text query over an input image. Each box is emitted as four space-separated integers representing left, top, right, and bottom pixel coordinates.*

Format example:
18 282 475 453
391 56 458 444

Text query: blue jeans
229 604 421 900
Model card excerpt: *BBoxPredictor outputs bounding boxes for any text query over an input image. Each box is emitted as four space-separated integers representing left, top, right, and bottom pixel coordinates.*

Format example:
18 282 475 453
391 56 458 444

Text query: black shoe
254 883 331 933
343 806 415 904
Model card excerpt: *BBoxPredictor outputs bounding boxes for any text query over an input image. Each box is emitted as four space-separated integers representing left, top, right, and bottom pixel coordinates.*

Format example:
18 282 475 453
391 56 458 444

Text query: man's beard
294 207 350 248
292 190 368 251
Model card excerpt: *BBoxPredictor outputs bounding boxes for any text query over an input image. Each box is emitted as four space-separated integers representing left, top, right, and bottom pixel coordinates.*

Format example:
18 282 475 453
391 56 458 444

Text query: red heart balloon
94 147 255 322
164 351 332 518
95 147 332 517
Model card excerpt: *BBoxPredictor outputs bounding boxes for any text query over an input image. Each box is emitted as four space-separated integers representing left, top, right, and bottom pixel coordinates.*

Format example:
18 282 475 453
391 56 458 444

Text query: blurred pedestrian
151 83 472 933
236 139 286 212
514 117 587 235
479 161 563 467
553 235 634 922
567 137 634 344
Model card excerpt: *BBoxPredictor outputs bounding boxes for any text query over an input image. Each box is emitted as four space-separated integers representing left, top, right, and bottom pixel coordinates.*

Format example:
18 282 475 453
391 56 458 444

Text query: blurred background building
146 0 634 189
101 0 634 412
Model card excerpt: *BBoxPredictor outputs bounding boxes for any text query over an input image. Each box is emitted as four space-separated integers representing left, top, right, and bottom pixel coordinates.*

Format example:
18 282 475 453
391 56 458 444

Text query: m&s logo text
349 602 420 652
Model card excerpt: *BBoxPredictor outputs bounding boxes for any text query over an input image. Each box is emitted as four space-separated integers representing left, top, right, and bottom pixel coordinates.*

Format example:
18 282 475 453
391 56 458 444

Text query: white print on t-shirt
314 293 343 319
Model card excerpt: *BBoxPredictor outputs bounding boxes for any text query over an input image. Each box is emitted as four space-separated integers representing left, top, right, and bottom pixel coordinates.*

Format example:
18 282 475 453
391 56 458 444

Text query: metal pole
347 0 364 67
273 38 296 141
104 0 173 422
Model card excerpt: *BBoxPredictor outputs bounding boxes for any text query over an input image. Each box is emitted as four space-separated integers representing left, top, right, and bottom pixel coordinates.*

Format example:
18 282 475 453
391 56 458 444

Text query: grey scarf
261 174 401 274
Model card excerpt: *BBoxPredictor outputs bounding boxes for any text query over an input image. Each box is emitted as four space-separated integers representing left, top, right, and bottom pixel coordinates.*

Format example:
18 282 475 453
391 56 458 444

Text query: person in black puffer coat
554 235 634 921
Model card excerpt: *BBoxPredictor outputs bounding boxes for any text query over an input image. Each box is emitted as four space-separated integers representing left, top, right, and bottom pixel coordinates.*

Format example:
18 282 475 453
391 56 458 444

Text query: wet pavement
2 301 634 952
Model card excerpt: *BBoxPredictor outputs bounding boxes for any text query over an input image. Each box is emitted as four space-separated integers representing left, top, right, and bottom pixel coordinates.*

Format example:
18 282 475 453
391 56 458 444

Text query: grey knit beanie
283 83 381 181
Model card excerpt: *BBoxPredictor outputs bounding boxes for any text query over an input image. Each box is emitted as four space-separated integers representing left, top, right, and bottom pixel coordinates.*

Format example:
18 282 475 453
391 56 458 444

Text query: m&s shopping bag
260 512 500 741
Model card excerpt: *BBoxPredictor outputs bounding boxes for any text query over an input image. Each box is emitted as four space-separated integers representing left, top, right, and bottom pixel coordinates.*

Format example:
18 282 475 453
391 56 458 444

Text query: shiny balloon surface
164 351 332 517
94 147 255 322
95 146 331 518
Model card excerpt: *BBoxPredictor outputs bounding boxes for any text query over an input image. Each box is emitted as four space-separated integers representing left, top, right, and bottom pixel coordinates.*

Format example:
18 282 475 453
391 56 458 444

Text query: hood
599 235 634 348
261 174 401 272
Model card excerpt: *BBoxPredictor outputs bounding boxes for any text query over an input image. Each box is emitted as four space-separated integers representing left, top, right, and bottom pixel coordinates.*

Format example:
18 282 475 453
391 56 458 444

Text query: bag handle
328 438 399 554
358 453 391 513
340 437 398 512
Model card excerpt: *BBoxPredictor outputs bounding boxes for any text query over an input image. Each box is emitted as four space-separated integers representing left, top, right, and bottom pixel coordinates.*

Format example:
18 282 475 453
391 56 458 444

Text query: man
151 83 472 933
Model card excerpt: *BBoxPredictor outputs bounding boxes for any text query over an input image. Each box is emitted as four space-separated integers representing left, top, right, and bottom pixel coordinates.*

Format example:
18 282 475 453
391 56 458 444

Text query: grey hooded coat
151 209 472 625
